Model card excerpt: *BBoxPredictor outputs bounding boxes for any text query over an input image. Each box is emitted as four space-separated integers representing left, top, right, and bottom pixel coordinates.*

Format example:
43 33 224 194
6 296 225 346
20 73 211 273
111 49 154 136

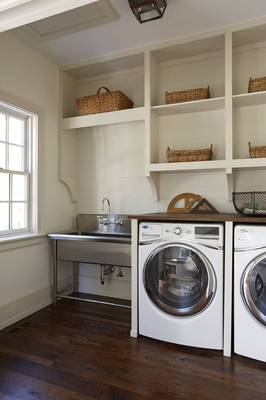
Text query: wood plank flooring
0 299 265 400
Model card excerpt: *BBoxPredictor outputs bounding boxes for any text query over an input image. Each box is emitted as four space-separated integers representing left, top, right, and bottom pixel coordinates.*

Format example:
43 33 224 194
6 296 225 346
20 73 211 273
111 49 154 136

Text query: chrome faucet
98 197 124 226
100 197 111 224
102 197 111 215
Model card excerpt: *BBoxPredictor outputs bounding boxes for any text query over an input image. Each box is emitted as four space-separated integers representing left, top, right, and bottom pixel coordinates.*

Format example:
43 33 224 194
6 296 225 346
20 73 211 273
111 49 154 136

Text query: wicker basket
165 86 210 104
249 142 266 158
166 144 213 163
76 87 133 116
248 77 266 93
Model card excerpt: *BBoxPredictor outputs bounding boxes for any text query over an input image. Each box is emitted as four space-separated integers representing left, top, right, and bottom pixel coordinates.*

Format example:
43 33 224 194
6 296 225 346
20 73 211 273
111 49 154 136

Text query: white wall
76 121 158 299
0 32 75 329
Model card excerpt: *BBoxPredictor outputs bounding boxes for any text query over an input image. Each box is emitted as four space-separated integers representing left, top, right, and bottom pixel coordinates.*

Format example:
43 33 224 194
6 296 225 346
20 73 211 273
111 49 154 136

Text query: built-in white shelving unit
62 107 146 130
150 97 225 116
233 91 266 107
59 20 266 202
149 160 227 173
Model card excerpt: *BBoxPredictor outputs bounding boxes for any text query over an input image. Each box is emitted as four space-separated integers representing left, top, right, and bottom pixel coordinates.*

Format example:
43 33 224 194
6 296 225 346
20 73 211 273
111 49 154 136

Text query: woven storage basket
249 142 266 158
166 144 213 163
76 87 133 116
248 77 266 93
165 86 210 104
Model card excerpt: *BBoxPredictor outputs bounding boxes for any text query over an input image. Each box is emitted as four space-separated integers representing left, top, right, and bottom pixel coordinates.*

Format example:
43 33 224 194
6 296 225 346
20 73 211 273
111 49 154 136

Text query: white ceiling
0 0 31 13
0 0 98 32
13 0 266 66
22 0 118 41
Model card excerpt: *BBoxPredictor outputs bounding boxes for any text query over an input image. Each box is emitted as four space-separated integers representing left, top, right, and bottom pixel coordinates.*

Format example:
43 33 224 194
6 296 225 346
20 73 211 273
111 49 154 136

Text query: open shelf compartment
149 34 225 108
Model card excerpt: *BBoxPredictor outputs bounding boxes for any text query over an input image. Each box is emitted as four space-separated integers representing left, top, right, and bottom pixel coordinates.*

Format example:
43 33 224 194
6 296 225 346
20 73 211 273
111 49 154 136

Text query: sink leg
53 241 58 305
74 262 79 295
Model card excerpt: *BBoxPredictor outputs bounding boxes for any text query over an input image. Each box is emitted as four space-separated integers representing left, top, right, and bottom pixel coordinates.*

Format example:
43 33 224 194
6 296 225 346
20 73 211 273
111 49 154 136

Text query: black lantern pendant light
128 0 167 23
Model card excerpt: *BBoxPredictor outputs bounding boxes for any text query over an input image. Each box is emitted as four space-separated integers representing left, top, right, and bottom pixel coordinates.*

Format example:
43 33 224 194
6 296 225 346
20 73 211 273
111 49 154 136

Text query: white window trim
0 89 45 246
0 101 38 237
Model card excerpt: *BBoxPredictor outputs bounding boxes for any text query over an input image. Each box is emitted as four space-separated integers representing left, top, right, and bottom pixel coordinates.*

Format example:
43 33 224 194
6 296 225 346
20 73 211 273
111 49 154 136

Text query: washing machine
138 222 224 349
234 225 266 362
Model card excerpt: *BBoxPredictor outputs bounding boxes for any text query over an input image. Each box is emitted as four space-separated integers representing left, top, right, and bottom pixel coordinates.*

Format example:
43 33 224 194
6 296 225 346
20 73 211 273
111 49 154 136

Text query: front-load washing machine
138 222 224 349
234 225 266 362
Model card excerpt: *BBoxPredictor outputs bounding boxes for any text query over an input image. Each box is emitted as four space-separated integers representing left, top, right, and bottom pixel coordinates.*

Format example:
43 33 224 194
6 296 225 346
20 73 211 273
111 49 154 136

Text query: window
0 102 38 237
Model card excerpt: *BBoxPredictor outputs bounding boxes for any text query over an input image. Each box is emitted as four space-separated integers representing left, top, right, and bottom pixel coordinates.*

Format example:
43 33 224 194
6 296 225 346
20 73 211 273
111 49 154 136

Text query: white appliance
234 225 266 362
138 222 224 349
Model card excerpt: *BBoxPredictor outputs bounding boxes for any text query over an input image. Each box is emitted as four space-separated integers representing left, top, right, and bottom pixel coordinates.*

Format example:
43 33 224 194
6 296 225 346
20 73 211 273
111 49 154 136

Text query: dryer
138 222 224 350
234 225 266 362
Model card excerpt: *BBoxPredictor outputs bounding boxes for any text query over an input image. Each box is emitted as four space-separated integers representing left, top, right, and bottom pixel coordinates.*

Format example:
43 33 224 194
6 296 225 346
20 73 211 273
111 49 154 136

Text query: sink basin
48 230 131 267
77 231 131 238
48 230 131 241
48 214 131 267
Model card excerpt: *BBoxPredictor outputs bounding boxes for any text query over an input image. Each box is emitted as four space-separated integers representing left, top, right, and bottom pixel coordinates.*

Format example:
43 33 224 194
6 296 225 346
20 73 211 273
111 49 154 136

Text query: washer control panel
139 222 223 246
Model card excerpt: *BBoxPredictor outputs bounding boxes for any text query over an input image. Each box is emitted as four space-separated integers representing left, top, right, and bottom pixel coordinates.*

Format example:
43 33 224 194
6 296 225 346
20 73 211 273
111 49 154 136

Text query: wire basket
232 192 266 216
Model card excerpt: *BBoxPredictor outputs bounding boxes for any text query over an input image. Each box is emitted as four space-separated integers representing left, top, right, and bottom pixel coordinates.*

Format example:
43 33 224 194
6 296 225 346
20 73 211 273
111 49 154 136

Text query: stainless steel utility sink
48 214 131 267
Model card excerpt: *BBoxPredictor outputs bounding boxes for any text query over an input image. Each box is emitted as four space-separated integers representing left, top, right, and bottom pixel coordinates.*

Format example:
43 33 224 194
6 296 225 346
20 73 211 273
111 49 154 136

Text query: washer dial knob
174 226 182 235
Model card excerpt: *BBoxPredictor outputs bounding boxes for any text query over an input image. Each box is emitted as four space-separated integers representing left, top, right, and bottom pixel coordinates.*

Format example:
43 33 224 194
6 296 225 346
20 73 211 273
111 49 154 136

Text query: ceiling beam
0 0 99 32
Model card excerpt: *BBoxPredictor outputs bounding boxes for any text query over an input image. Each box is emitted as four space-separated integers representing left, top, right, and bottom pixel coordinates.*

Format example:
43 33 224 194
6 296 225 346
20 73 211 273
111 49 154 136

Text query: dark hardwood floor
0 299 265 400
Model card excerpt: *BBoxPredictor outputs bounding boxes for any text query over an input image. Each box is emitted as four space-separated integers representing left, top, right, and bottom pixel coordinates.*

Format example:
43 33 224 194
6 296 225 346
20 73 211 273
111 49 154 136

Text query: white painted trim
62 107 146 130
0 0 98 32
0 286 51 331
225 32 233 162
233 91 266 107
0 275 74 330
223 221 233 357
0 234 46 252
131 219 138 338
232 158 266 168
19 0 119 42
0 89 45 235
149 160 228 173
151 97 225 116
0 1 32 13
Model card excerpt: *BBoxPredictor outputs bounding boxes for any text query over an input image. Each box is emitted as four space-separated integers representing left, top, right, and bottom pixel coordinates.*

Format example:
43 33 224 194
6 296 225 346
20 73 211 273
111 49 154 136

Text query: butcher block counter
128 212 266 223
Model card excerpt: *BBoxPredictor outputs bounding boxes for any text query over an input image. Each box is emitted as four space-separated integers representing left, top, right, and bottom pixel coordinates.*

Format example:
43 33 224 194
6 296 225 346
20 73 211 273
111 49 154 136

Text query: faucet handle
97 215 104 224
114 216 124 225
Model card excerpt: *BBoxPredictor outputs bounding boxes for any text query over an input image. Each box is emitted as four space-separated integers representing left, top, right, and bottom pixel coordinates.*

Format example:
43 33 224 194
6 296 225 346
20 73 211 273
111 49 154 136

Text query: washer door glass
144 244 216 317
242 256 266 326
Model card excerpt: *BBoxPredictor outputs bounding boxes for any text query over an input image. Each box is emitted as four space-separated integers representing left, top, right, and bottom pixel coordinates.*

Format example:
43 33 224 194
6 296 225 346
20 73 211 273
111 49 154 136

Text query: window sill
0 233 46 252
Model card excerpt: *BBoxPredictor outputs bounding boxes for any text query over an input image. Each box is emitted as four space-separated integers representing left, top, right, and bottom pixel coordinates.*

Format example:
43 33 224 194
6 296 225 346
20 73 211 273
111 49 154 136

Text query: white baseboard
0 286 52 331
130 329 138 338
0 276 73 331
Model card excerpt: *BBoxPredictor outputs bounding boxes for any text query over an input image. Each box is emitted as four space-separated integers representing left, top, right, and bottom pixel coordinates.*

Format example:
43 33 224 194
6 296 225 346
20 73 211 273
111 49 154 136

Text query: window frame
0 100 38 238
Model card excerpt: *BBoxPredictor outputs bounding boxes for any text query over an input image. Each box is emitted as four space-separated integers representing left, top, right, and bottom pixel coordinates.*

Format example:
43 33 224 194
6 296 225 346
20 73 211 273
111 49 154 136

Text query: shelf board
151 97 225 116
62 107 146 130
148 158 266 174
232 158 266 169
233 91 266 107
148 160 227 173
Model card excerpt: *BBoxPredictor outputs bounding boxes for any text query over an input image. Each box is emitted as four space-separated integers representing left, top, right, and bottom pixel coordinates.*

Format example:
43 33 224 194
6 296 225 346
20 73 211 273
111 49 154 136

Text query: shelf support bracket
146 172 159 202
59 176 78 203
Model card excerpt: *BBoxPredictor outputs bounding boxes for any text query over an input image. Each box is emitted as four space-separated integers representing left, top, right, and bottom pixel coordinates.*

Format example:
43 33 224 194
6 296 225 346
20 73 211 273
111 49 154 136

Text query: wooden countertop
128 212 266 223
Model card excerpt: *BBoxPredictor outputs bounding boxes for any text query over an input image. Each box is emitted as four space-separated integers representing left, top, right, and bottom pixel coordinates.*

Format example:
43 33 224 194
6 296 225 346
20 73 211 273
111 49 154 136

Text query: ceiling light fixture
128 0 167 24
